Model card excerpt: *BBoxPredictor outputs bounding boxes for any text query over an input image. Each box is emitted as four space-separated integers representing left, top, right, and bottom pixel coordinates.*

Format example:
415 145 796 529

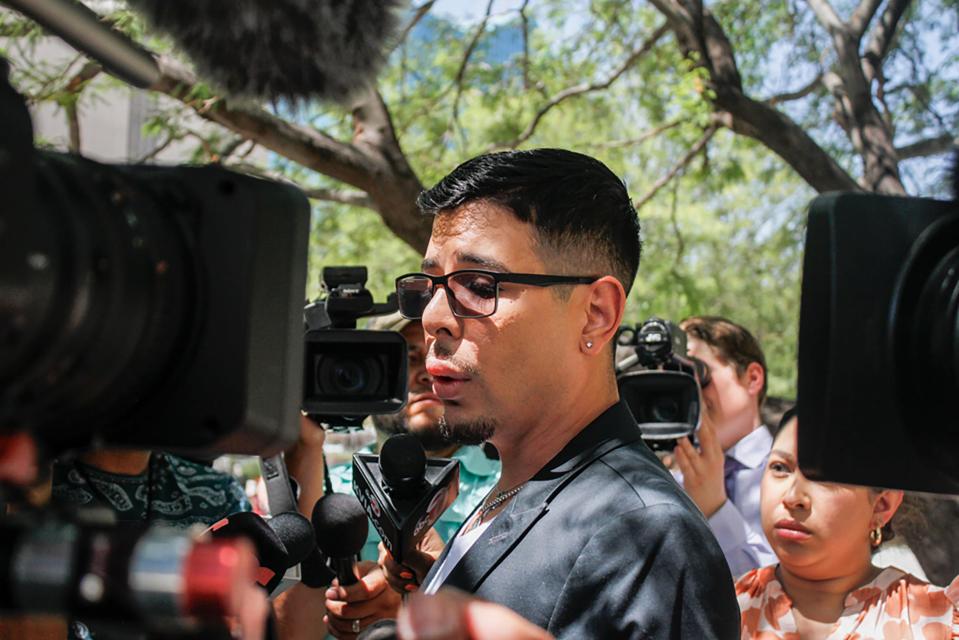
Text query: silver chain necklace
477 483 526 522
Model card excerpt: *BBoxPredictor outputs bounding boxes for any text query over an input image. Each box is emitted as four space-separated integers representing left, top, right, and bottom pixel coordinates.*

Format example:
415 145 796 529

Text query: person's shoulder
160 453 230 482
735 565 778 598
870 567 959 606
589 441 692 509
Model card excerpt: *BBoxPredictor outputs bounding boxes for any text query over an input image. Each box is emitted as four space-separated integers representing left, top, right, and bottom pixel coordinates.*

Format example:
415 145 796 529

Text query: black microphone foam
268 511 316 566
208 511 288 592
380 433 426 496
126 0 404 104
311 493 369 559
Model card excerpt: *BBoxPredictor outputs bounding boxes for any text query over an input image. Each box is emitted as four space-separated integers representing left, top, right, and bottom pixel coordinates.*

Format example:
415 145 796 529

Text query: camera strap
259 454 297 514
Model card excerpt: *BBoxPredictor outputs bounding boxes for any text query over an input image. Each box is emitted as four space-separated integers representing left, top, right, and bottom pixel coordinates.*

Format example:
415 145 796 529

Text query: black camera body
798 192 959 494
615 318 708 452
302 266 407 428
0 68 308 457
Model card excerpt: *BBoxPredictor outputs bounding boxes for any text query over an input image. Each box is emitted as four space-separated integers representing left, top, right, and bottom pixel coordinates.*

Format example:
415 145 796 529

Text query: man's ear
872 489 904 528
743 361 765 398
580 276 626 355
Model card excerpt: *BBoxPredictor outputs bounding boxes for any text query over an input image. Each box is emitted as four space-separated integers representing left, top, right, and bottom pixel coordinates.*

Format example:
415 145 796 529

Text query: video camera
0 60 308 458
797 187 959 494
302 266 408 430
615 318 710 452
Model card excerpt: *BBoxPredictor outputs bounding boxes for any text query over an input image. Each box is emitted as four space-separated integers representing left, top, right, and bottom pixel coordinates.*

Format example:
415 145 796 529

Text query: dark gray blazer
422 401 740 639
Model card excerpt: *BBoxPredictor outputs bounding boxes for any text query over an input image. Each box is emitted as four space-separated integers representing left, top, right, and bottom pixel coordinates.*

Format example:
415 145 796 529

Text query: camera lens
0 152 194 445
332 360 366 394
651 396 680 423
315 353 385 399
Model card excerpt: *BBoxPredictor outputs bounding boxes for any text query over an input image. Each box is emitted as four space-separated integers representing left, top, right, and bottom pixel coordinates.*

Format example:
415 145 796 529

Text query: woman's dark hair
418 148 642 294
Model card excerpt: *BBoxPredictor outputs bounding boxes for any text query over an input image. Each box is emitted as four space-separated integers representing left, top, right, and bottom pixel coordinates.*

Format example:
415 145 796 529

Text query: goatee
438 415 496 446
372 412 454 453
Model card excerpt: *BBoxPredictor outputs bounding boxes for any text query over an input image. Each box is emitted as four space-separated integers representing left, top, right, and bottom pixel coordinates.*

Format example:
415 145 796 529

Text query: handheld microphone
311 493 369 586
352 434 460 565
207 510 315 594
125 0 405 104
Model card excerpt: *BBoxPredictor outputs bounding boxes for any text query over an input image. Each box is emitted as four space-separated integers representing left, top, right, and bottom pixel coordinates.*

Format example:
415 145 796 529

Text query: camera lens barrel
0 152 193 447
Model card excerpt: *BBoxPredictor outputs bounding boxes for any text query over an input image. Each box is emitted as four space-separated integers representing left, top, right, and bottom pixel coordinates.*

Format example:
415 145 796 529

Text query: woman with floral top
735 411 958 639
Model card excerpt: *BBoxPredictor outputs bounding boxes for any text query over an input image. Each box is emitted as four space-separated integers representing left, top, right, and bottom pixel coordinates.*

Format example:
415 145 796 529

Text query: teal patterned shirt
329 445 501 562
51 452 251 528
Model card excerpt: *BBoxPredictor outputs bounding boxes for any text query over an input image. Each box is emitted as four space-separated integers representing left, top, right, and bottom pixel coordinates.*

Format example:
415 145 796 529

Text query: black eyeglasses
395 270 599 319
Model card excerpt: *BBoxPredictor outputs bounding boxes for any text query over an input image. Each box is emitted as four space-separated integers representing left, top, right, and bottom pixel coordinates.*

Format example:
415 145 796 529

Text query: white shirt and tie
674 425 778 578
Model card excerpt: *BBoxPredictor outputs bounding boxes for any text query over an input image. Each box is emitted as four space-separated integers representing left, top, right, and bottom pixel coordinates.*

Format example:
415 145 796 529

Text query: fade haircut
680 316 769 406
417 149 642 294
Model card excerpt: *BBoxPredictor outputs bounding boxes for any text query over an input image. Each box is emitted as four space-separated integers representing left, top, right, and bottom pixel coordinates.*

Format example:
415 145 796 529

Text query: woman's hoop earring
869 526 883 547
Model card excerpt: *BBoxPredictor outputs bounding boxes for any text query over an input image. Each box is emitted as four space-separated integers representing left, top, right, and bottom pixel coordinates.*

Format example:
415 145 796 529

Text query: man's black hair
418 148 642 294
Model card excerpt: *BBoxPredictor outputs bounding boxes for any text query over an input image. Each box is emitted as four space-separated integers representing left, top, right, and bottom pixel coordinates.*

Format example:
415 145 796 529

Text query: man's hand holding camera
674 416 727 518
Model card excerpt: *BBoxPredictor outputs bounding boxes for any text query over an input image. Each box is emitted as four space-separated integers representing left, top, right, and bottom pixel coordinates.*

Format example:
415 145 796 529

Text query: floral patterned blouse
735 565 959 639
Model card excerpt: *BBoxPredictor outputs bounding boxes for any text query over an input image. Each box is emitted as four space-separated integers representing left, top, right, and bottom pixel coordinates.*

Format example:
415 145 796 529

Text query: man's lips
426 361 470 380
774 519 812 541
426 361 471 399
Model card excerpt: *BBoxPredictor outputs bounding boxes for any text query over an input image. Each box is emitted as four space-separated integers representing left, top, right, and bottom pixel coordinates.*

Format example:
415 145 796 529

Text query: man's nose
422 286 460 340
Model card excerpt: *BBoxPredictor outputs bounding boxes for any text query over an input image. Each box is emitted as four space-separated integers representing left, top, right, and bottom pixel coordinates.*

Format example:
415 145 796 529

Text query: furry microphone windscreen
125 0 405 104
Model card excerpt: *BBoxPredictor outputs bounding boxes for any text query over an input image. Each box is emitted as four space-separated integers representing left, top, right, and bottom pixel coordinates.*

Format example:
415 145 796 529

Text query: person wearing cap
321 312 501 639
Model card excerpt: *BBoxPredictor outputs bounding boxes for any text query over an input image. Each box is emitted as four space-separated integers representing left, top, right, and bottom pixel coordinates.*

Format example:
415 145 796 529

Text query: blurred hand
273 581 329 640
674 415 727 518
379 528 445 594
285 414 327 515
324 561 401 639
397 589 553 640
0 432 39 486
293 413 327 451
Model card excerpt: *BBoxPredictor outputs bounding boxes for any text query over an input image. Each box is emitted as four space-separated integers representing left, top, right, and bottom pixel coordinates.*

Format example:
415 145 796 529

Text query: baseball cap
366 311 414 332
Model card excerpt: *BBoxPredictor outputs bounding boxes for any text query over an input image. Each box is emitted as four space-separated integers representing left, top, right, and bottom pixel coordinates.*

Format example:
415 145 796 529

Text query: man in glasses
385 149 738 638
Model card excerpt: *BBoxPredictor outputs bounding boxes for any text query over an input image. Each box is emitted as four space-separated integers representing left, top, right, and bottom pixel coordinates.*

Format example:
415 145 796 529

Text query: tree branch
388 1 437 55
150 55 378 191
849 0 883 39
895 133 957 160
494 22 670 150
225 162 376 210
634 126 717 210
591 119 682 150
649 0 861 192
806 0 848 35
862 0 911 82
448 0 495 130
301 187 376 209
519 0 531 90
765 73 824 104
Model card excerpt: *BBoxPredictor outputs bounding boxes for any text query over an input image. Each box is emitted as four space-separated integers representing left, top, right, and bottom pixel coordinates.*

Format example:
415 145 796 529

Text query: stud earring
585 341 594 349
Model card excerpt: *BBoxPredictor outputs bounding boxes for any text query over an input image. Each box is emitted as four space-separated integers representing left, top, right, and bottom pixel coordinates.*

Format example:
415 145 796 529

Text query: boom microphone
311 493 369 586
126 0 405 104
208 510 315 594
352 434 459 565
